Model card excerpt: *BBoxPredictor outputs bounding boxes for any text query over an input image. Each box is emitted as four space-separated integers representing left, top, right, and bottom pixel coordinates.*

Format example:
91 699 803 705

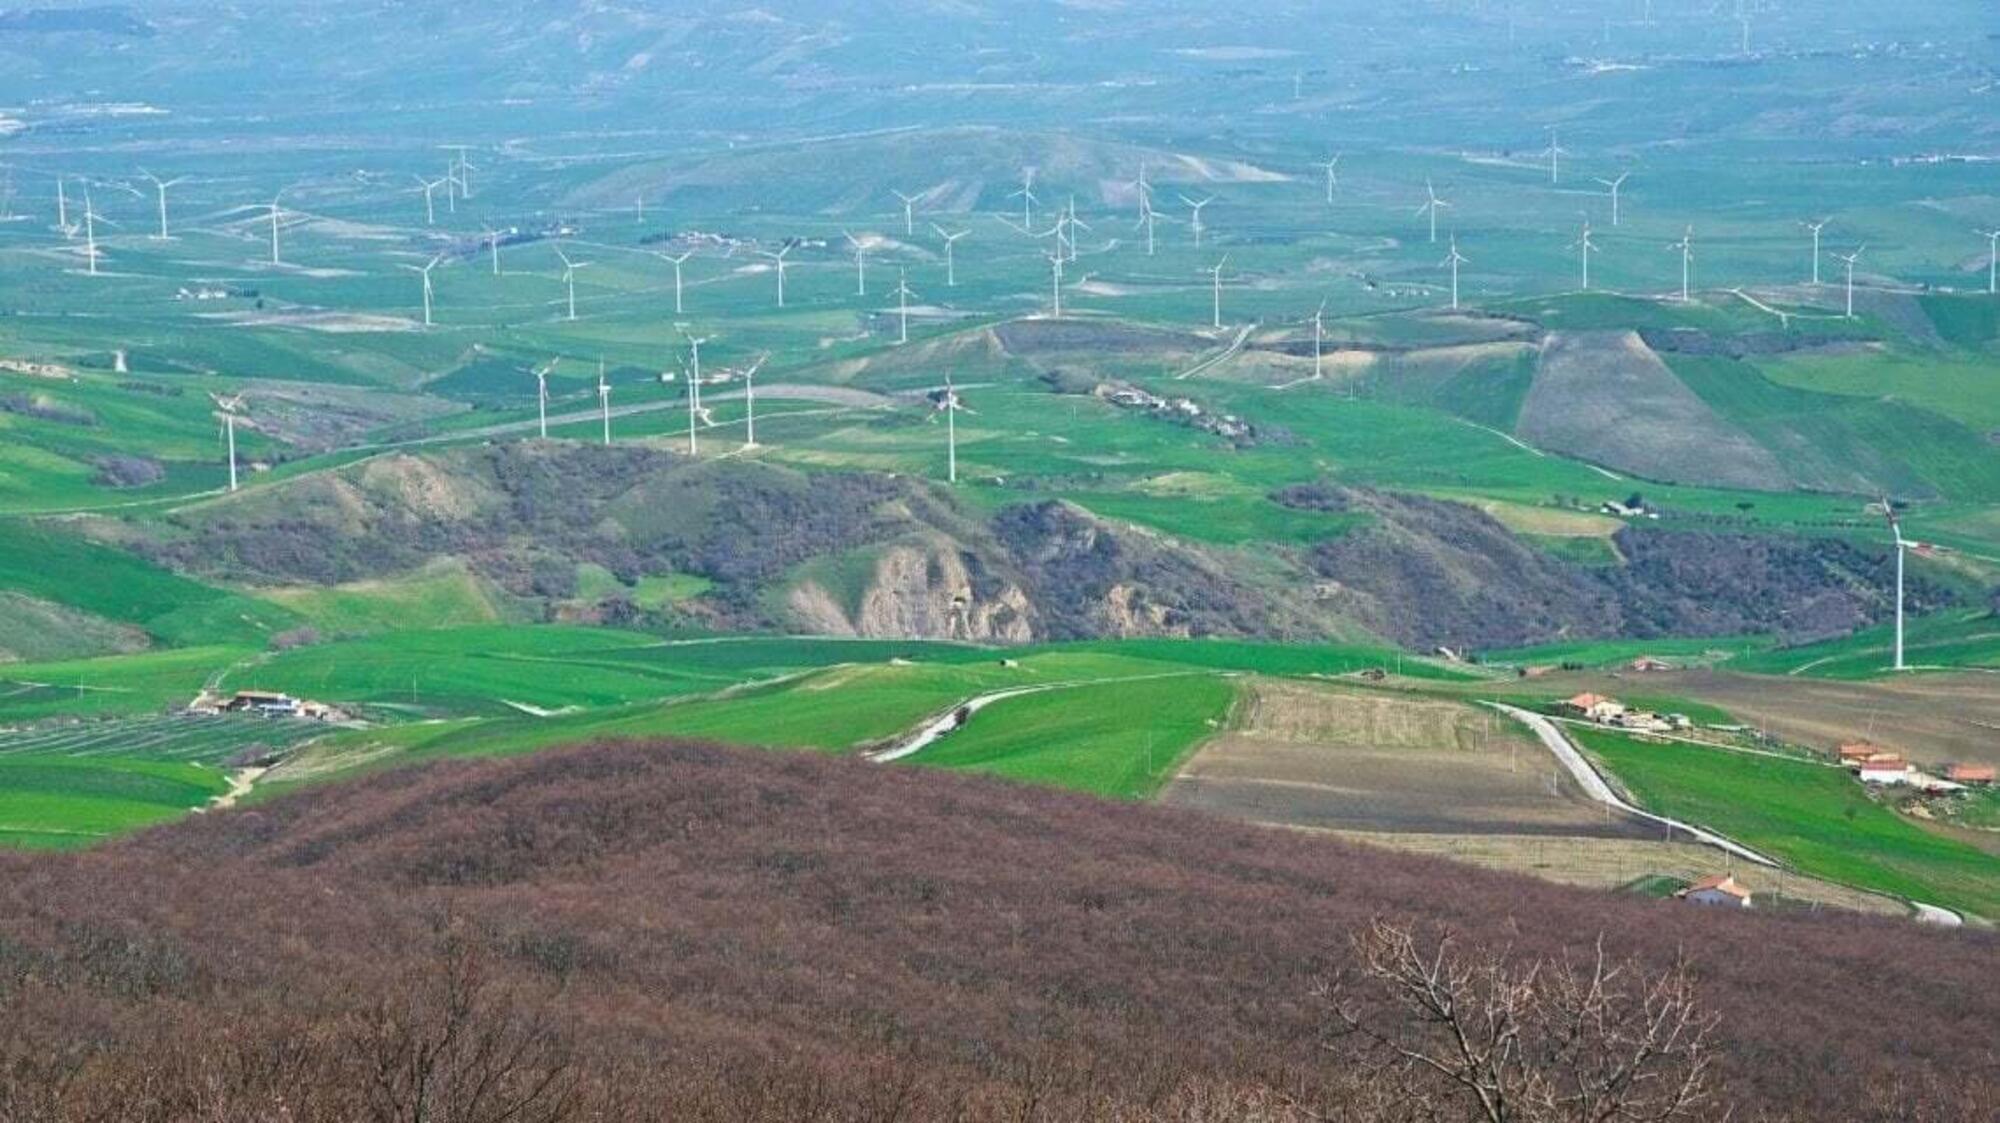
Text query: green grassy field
1725 609 2000 679
0 754 230 849
908 673 1238 798
1576 728 2000 920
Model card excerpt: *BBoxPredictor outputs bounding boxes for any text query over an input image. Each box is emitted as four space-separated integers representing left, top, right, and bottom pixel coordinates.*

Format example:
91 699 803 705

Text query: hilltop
0 740 1992 1120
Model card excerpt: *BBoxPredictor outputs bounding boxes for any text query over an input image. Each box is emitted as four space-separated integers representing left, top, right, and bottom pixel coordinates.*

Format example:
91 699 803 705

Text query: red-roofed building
1945 764 1996 786
1678 874 1752 909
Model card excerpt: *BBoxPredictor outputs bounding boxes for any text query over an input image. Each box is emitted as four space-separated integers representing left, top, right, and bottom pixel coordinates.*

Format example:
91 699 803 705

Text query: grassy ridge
911 673 1237 798
1576 728 2000 920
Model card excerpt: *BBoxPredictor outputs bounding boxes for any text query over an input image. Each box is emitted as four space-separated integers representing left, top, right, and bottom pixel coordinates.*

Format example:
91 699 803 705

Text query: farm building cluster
1838 741 1994 794
185 689 348 722
1557 693 1693 734
1094 381 1254 442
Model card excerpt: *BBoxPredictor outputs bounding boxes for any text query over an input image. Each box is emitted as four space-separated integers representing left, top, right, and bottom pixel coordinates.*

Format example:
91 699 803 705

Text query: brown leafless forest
1 740 1994 1121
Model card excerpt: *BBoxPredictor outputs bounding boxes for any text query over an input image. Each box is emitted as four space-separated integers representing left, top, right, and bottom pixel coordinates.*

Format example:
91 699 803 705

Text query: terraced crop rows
0 714 329 764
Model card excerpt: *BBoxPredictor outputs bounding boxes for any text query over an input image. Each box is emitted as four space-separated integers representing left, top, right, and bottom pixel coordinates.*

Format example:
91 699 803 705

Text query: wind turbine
1541 130 1568 185
843 230 870 296
532 361 552 438
1833 246 1864 319
936 375 965 484
1670 226 1694 303
55 176 73 238
756 241 793 308
1207 256 1229 329
140 171 188 240
266 191 287 266
932 224 968 286
892 190 921 237
443 145 474 200
415 176 446 225
660 250 692 313
596 364 612 446
482 225 504 276
1046 251 1065 319
403 253 443 327
1180 194 1214 248
212 393 247 492
682 330 709 409
1135 201 1163 257
1443 236 1467 310
1010 169 1038 230
1130 162 1153 220
554 246 587 321
1311 299 1327 380
1319 154 1342 203
1596 172 1631 226
741 352 768 450
1064 197 1089 263
81 189 107 276
1979 230 2000 295
1801 219 1829 285
1416 180 1451 245
1879 500 1944 672
1569 220 1600 291
892 268 916 345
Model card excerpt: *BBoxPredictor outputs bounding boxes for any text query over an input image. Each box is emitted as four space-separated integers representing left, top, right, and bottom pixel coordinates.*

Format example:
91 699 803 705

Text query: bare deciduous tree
346 936 577 1123
1318 919 1720 1123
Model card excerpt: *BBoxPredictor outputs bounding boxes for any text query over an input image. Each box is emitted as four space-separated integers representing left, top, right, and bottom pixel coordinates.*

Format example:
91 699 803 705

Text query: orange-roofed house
1838 742 1882 766
1858 757 1911 785
1678 874 1752 909
1561 693 1627 723
1945 764 1996 786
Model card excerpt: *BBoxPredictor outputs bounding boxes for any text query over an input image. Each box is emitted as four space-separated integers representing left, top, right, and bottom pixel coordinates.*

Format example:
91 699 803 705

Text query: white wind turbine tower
1130 163 1153 221
1319 154 1342 204
1569 220 1600 291
554 246 588 321
55 176 73 238
843 230 870 296
415 176 446 225
1541 130 1568 185
1135 200 1163 257
1180 194 1214 248
1670 226 1694 303
404 253 443 327
212 392 247 492
660 250 692 313
1045 251 1065 319
1064 197 1090 263
1416 179 1450 245
756 241 793 308
892 190 922 237
1833 245 1864 319
483 225 504 276
1979 230 2000 295
892 268 916 345
1311 299 1327 380
532 361 552 438
741 352 768 450
938 375 964 484
1443 236 1467 310
931 224 968 286
265 190 288 266
1596 172 1631 226
596 364 613 446
1801 219 1828 285
1011 169 1038 230
1207 256 1229 329
140 171 188 240
1880 499 1942 672
81 189 106 276
682 330 709 415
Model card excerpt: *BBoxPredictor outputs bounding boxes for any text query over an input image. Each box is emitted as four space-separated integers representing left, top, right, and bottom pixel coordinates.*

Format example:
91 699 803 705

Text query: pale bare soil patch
1328 831 1907 917
1162 679 1647 837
